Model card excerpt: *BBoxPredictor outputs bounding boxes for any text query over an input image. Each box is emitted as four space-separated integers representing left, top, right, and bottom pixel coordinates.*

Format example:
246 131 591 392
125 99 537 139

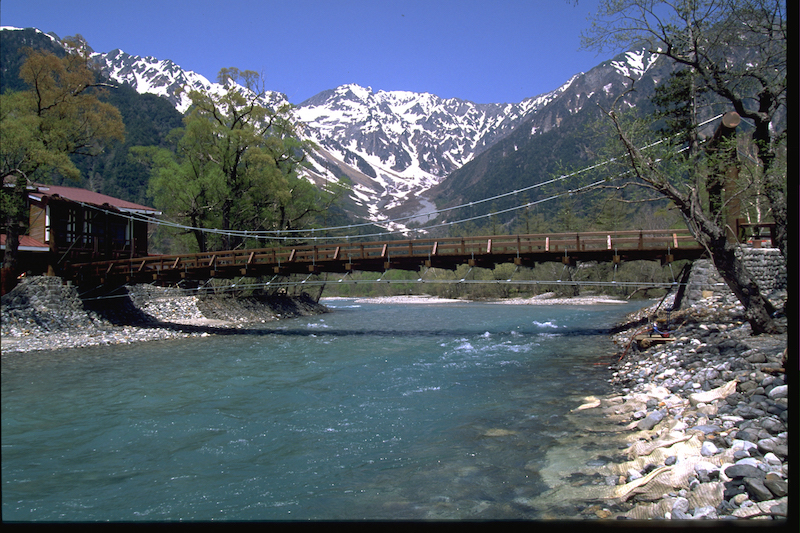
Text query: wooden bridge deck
66 229 705 286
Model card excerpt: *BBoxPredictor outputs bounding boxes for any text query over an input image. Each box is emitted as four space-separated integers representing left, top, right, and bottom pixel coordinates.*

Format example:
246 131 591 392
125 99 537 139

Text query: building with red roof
2 183 160 281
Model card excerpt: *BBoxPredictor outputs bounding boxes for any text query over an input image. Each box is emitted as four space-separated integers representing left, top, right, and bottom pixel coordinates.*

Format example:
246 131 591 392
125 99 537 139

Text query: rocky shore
1 276 328 354
1 274 791 523
532 290 790 522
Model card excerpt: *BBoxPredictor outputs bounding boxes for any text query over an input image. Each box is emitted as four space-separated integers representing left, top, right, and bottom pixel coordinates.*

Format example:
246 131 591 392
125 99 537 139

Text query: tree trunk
2 212 20 273
762 172 787 259
605 107 780 335
705 239 778 335
2 176 27 273
221 200 232 251
677 196 779 335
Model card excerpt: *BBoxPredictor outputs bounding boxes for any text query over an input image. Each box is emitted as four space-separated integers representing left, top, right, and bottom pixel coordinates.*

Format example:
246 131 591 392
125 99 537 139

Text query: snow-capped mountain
91 49 290 114
87 41 577 228
428 46 670 214
293 82 573 226
87 43 576 227
1 26 665 232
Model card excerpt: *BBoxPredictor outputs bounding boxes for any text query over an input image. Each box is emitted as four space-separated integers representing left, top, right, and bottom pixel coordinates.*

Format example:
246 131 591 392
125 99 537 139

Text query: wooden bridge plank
67 229 705 284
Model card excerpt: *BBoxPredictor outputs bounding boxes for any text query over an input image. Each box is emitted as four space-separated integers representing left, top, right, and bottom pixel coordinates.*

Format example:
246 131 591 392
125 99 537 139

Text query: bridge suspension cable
74 114 723 243
78 277 702 303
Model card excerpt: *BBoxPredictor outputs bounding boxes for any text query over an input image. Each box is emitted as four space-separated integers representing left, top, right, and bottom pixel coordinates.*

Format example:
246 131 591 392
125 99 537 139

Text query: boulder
637 410 665 431
724 464 765 480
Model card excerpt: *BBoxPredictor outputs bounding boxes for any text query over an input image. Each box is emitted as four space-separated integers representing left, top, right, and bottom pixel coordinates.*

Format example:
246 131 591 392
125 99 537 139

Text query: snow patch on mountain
611 49 660 79
1 26 62 45
90 48 289 114
4 26 641 234
293 82 574 226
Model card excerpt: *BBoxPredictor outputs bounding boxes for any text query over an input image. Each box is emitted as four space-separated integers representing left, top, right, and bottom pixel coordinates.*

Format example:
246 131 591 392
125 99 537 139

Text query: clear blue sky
2 0 608 104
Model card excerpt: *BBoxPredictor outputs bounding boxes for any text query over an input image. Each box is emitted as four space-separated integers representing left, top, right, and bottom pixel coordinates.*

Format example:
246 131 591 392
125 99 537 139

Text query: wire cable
68 114 725 244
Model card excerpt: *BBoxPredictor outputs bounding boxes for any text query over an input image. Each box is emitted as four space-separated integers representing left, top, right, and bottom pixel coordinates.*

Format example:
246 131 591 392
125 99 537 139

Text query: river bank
532 290 789 521
1 276 328 354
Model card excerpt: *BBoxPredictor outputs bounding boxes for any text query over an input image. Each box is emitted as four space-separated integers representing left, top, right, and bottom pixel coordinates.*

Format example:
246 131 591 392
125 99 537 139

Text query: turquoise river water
2 299 646 521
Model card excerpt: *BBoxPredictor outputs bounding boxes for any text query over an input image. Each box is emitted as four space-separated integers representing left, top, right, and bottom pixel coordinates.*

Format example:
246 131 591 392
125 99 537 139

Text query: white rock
672 497 690 513
731 439 758 452
768 385 787 399
692 506 718 519
701 441 719 456
734 457 762 467
764 452 781 466
732 493 749 506
694 461 718 475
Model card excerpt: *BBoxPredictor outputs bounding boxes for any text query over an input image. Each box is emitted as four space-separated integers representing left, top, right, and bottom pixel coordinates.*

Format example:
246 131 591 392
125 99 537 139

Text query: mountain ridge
1 26 669 234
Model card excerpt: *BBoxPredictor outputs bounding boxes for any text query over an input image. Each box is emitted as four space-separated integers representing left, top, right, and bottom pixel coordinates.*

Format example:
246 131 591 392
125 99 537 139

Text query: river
2 298 646 521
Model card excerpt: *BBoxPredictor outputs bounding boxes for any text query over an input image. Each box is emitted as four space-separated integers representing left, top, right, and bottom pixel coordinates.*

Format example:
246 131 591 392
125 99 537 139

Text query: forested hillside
427 51 685 236
1 28 185 206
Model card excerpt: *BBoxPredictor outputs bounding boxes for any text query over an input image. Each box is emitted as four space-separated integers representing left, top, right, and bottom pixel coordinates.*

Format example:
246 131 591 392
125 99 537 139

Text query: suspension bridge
66 228 705 288
61 112 771 292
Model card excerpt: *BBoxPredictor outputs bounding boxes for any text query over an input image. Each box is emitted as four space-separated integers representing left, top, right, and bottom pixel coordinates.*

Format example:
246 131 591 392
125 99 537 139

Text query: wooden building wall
29 197 149 265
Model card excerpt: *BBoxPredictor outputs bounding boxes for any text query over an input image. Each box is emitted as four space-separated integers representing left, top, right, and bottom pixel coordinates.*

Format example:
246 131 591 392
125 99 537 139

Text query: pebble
701 441 718 456
1 276 328 354
597 290 788 521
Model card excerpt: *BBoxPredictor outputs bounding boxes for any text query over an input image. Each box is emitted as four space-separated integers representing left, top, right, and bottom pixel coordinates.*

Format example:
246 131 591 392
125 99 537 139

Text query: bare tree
583 0 787 258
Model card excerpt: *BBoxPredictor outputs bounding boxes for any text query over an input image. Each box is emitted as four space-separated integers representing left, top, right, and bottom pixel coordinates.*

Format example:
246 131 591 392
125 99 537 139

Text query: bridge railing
68 229 699 280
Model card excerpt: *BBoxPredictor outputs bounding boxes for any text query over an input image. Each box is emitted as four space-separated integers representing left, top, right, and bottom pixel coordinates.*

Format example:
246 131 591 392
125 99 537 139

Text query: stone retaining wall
1 276 107 334
1 276 328 341
683 248 786 308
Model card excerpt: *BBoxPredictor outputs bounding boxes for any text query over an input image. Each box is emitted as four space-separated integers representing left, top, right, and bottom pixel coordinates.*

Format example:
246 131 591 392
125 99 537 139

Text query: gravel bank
533 290 789 521
325 292 628 306
1 276 328 354
1 277 790 523
491 292 628 306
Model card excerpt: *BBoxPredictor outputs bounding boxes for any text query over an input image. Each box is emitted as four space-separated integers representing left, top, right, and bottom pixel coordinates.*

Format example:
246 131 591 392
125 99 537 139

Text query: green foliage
66 87 184 204
138 68 342 253
1 29 184 205
1 44 126 270
319 256 684 301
